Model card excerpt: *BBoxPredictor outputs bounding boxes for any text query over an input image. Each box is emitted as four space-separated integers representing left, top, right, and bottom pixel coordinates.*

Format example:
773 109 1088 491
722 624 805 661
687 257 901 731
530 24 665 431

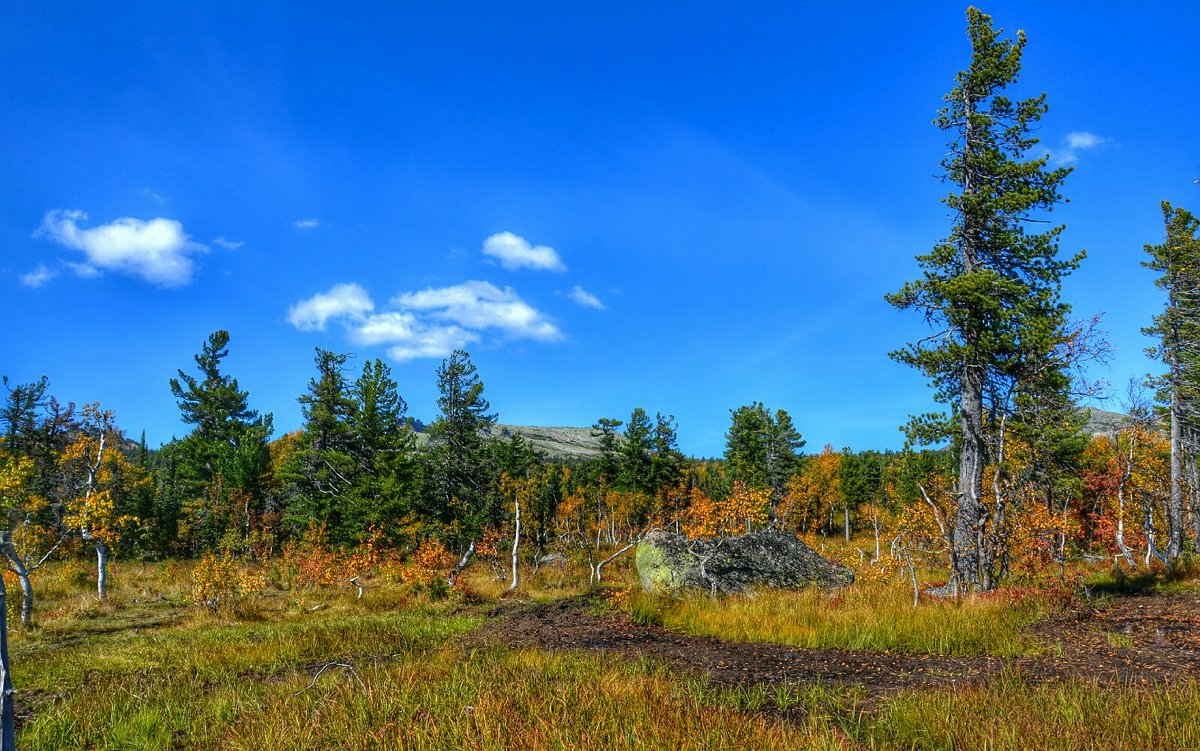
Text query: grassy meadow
4 554 1198 750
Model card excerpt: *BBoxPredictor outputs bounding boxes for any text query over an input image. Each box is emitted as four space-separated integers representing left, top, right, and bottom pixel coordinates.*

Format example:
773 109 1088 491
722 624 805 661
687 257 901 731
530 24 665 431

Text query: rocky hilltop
410 408 1132 462
485 424 605 460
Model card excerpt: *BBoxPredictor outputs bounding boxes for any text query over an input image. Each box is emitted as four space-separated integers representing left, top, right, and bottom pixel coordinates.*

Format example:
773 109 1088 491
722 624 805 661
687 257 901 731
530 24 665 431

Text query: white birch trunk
508 498 521 592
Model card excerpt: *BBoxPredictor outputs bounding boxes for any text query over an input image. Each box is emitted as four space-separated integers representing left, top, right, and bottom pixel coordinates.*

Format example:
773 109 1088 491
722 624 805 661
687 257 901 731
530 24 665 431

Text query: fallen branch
591 541 638 585
292 662 366 696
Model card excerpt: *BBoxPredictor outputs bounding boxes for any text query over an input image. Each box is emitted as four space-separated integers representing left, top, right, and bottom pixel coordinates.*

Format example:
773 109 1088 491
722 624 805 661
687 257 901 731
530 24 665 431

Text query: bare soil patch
474 592 1200 701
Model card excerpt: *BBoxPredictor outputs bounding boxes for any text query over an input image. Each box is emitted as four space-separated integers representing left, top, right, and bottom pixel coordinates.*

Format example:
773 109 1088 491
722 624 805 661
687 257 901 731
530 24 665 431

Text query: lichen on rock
636 529 853 596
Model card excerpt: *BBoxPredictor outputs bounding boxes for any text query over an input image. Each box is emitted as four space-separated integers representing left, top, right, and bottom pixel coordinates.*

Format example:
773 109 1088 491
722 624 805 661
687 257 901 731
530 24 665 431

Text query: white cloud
19 264 56 288
139 188 166 204
1065 132 1104 150
394 280 562 341
35 210 206 287
212 236 244 250
482 231 566 272
288 279 561 361
294 218 320 230
1051 131 1107 165
349 311 420 345
348 311 482 361
568 285 606 310
287 283 374 331
65 260 101 279
385 326 479 362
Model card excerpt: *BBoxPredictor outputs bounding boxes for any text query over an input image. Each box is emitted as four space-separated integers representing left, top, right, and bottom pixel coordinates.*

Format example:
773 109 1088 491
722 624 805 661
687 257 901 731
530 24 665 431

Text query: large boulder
636 529 854 596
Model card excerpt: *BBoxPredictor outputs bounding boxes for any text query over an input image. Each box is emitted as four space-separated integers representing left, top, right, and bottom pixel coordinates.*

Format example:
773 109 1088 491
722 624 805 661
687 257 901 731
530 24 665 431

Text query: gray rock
636 529 854 596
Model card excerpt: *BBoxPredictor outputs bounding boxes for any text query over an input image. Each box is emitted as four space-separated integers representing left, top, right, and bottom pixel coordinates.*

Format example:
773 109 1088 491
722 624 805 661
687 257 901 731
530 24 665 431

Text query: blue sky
3 2 1198 457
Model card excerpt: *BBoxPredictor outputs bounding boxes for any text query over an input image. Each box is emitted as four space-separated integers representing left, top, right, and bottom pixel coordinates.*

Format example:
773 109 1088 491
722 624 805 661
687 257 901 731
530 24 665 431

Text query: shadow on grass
1085 558 1200 598
15 598 189 654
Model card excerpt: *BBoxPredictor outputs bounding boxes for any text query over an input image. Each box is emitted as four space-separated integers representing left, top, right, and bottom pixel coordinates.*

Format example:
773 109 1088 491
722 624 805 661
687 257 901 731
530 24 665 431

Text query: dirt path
474 592 1200 700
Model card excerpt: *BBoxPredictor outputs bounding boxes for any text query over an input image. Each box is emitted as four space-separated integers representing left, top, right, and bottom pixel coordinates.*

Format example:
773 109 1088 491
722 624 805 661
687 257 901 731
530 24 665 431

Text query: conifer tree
424 350 498 544
725 403 772 489
618 408 654 495
886 7 1080 592
1143 202 1200 559
167 330 272 552
649 412 685 497
285 349 358 540
590 417 623 486
344 359 418 541
725 403 805 494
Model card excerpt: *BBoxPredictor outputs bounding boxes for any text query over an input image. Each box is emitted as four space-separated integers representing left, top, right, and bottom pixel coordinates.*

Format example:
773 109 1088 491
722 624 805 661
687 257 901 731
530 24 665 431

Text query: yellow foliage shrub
191 553 266 611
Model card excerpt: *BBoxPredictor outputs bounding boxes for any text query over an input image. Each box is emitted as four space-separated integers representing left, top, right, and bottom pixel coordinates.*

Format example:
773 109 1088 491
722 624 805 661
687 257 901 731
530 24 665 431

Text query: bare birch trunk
508 498 521 592
1114 431 1136 566
0 570 16 751
0 535 33 626
95 540 109 602
872 508 881 562
447 541 475 587
1142 491 1167 566
1168 380 1185 560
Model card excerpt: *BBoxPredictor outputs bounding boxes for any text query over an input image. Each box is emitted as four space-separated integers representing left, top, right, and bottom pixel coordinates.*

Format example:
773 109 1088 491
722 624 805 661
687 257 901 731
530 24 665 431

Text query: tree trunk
1189 440 1200 554
843 506 850 542
0 571 16 751
447 541 475 587
955 363 987 592
1142 491 1167 566
872 508 881 562
508 498 521 592
1115 431 1136 566
95 539 109 602
0 535 33 626
1168 375 1185 560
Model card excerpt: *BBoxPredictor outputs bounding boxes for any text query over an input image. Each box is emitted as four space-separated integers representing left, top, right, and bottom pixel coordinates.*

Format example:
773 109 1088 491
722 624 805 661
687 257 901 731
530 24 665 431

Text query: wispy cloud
212 236 244 250
287 283 374 331
1050 131 1107 166
65 260 101 279
294 218 320 230
482 231 566 272
19 264 56 288
568 285 606 310
289 280 560 361
35 210 206 287
139 188 166 204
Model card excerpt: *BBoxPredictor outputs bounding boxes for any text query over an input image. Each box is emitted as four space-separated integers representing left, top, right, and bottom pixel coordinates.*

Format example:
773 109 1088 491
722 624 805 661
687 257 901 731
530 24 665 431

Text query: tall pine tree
167 330 272 553
284 349 358 541
886 8 1080 592
424 350 498 546
344 359 418 541
725 403 805 494
1143 202 1200 559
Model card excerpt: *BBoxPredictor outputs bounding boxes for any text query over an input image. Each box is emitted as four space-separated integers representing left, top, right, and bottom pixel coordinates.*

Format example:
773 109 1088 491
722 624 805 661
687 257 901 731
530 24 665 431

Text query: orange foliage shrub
682 482 770 538
404 539 453 586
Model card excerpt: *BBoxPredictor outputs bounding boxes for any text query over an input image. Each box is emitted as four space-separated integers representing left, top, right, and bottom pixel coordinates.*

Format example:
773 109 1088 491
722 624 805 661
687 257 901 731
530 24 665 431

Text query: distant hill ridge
411 409 1133 462
485 424 605 460
1081 407 1133 435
